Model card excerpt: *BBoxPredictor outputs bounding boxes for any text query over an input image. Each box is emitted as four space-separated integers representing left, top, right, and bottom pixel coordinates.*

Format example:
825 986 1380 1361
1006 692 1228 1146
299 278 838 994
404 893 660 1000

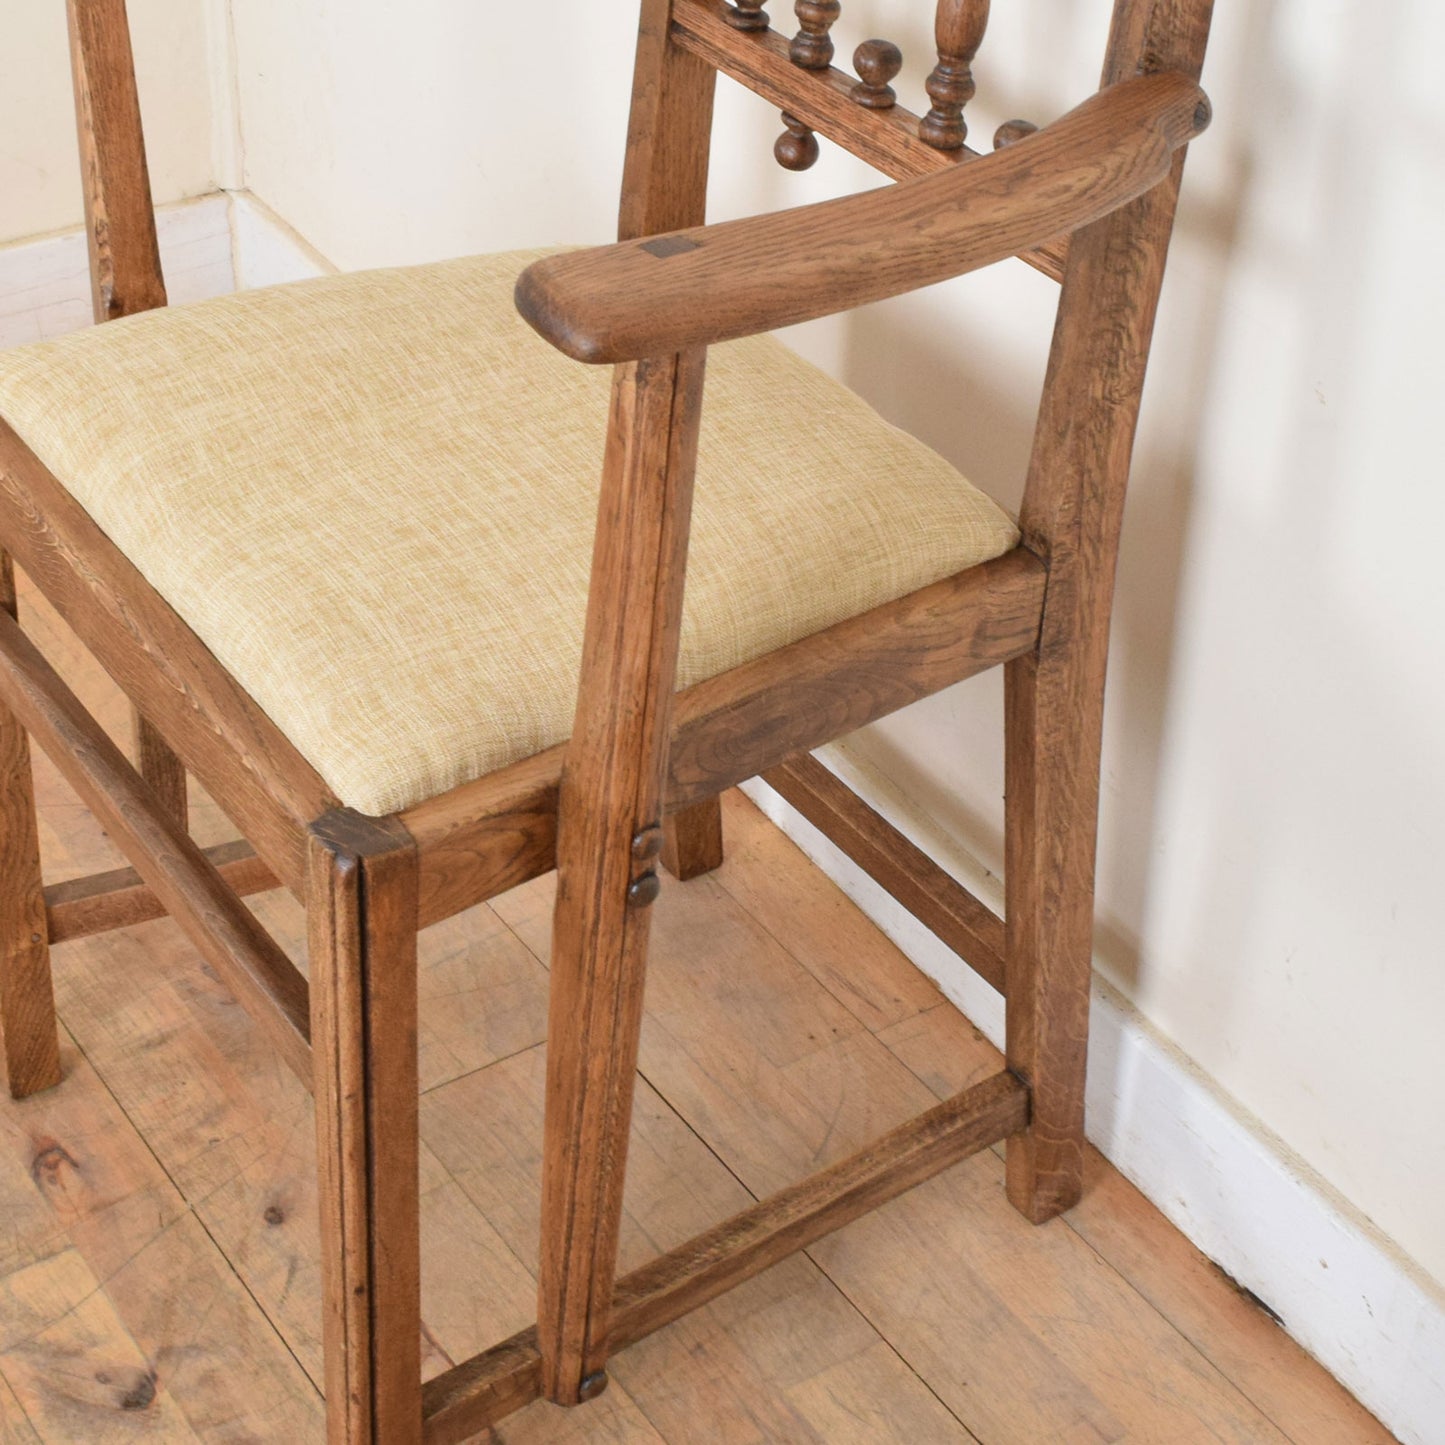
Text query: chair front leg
538 350 706 1405
0 553 60 1100
309 810 423 1445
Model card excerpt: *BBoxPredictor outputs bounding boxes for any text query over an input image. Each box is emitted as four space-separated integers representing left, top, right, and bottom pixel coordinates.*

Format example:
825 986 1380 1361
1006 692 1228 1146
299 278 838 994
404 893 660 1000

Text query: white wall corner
741 754 1445 1445
226 191 336 290
203 0 245 192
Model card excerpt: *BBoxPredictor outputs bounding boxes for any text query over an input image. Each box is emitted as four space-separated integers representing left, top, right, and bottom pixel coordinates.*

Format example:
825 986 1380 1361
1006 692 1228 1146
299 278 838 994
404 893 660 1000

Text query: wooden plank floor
0 579 1393 1444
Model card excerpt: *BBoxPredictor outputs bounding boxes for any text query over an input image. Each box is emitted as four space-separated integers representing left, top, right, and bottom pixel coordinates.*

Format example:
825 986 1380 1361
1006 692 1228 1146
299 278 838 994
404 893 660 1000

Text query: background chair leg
309 811 423 1445
134 709 187 827
1002 645 1105 1223
660 796 724 880
0 554 61 1100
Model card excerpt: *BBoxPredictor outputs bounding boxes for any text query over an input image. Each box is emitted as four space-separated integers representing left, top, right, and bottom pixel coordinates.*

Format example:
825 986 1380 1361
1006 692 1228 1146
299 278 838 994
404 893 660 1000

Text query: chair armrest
515 72 1209 364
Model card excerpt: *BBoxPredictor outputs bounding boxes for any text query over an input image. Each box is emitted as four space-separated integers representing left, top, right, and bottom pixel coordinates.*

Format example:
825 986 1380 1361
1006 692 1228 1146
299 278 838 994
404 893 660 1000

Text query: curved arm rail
515 71 1209 364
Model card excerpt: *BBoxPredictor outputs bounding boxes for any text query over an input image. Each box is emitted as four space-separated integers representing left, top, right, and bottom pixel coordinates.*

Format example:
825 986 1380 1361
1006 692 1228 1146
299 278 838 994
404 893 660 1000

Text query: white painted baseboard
0 190 330 353
228 191 336 289
743 751 1444 1445
4 192 1439 1445
0 194 234 349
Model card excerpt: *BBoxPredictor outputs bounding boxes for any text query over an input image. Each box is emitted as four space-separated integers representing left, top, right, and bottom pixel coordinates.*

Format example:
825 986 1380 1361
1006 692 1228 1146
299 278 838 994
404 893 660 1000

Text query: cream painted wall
230 0 1445 1292
0 0 216 246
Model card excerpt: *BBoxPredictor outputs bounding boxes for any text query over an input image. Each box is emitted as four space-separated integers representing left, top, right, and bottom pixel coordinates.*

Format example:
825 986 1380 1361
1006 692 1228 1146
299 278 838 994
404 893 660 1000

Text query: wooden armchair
0 0 1213 1439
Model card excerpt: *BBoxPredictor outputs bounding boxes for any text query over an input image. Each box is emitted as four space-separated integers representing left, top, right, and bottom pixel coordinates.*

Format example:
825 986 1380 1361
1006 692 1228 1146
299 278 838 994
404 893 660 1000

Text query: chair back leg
1003 645 1102 1219
309 810 423 1444
661 796 724 880
0 553 60 1100
1004 166 1189 1221
135 711 187 825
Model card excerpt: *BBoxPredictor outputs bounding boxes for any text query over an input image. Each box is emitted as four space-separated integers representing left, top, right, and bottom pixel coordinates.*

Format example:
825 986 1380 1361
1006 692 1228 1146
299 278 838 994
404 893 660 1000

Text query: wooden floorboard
0 578 1393 1443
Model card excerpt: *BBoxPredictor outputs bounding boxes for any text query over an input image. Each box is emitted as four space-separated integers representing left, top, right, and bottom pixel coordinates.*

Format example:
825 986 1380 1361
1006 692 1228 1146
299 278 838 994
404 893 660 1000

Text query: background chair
0 0 1213 1440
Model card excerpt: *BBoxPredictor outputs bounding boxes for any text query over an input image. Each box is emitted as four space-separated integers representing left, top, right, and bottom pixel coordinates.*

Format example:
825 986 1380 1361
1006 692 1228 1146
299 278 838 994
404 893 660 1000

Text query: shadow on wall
807 0 1445 1284
818 0 1264 995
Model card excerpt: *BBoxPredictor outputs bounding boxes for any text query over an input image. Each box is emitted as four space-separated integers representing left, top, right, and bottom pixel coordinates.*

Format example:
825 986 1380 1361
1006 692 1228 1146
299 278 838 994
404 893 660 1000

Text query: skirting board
228 191 338 289
742 752 1445 1445
0 191 331 354
0 193 234 348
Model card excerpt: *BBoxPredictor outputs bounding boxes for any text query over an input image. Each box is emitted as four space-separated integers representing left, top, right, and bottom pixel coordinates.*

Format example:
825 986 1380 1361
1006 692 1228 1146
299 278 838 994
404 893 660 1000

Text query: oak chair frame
0 0 1213 1439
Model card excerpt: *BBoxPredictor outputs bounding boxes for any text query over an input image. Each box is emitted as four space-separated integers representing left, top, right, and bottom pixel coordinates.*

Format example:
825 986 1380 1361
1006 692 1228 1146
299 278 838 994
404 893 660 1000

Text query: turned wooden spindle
725 0 770 30
851 39 903 109
790 0 841 69
920 0 990 150
774 112 820 170
994 118 1039 148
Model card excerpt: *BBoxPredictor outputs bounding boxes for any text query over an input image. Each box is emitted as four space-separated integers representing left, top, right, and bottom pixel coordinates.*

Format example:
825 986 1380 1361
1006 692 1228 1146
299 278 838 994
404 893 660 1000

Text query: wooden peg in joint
994 118 1038 148
790 0 842 69
774 112 820 170
852 39 903 109
725 0 770 30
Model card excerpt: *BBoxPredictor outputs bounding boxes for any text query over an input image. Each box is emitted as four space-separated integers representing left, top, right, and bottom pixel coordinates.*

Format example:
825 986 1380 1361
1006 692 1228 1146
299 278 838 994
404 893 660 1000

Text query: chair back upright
65 0 166 324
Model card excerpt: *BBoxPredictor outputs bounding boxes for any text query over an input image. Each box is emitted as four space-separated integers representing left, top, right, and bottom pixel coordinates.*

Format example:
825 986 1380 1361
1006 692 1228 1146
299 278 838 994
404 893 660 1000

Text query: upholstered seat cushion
0 249 1018 815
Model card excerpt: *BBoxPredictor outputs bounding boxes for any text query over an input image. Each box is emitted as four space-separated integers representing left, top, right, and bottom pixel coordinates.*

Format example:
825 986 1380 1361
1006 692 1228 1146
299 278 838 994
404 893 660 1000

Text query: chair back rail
60 0 1211 313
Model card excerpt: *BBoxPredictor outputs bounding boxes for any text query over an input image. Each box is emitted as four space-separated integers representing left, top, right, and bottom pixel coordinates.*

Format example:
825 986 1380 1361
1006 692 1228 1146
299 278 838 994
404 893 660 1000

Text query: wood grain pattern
1104 0 1217 87
539 349 707 1402
669 0 1069 280
134 712 187 826
761 752 1005 993
666 546 1045 806
516 72 1207 362
423 1070 1023 1440
4 708 1379 1445
0 4 1228 1439
405 747 561 929
535 17 722 1402
851 39 903 110
660 798 724 881
43 837 277 944
0 421 333 897
1002 184 1173 1217
67 0 192 831
1003 0 1213 1226
724 0 769 30
619 0 718 242
0 609 312 1083
420 1328 541 1445
402 547 1044 929
0 556 60 1099
65 0 166 324
308 811 422 1445
919 0 990 150
608 1070 1027 1348
788 0 841 70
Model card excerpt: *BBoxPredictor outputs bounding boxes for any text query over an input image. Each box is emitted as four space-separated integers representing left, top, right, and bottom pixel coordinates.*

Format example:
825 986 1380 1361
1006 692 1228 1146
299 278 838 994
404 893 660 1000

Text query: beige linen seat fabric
0 249 1019 815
